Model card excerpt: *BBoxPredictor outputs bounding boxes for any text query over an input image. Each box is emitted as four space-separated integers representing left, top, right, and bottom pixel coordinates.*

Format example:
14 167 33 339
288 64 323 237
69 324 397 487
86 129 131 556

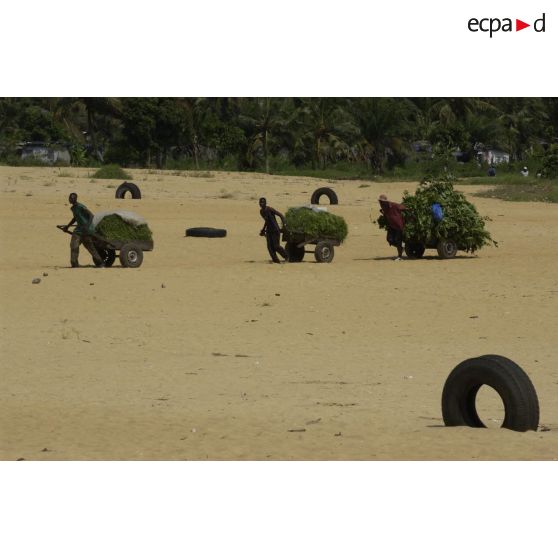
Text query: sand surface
0 166 557 460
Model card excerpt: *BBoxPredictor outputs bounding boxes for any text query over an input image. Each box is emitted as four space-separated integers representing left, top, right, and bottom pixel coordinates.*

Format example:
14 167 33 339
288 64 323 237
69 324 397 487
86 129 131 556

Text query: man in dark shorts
62 193 104 267
259 197 288 263
378 194 407 260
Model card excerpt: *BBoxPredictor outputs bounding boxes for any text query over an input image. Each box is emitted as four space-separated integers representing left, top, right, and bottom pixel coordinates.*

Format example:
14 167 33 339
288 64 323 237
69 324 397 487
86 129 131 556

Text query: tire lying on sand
441 355 540 432
310 187 338 205
115 182 142 199
185 227 227 238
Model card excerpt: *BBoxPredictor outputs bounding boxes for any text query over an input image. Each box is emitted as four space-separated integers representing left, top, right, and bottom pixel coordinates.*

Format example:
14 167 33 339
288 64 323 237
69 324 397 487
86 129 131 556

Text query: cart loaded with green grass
283 206 348 263
375 176 496 259
57 210 154 267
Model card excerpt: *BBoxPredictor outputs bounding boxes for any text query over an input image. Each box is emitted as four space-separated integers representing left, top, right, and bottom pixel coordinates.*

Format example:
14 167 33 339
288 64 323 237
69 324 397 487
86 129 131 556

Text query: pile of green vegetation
285 207 348 242
92 164 132 180
95 214 152 242
376 176 495 253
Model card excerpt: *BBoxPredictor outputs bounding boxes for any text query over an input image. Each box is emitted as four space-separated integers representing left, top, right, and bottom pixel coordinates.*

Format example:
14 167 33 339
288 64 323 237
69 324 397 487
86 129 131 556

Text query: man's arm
63 217 76 231
270 207 286 227
260 208 267 235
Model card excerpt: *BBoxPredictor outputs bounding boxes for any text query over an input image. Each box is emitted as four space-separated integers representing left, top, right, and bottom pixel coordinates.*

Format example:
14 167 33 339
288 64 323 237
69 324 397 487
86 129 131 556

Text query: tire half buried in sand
442 355 540 432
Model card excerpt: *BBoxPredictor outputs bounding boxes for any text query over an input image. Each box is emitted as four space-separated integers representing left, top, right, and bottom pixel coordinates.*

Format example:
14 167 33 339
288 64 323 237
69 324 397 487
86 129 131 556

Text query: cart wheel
404 242 425 259
102 249 116 267
119 243 144 268
286 242 305 262
437 239 457 259
95 248 115 267
314 241 334 263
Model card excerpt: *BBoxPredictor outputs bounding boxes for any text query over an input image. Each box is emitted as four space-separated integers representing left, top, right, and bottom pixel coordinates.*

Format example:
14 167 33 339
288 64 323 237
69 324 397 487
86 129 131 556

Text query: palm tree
81 98 122 163
237 98 292 173
350 98 415 172
298 98 354 169
428 98 496 127
52 97 123 163
496 98 547 160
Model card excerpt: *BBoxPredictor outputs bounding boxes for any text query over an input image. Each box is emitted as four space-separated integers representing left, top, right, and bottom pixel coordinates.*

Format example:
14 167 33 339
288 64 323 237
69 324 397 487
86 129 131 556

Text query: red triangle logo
516 19 530 31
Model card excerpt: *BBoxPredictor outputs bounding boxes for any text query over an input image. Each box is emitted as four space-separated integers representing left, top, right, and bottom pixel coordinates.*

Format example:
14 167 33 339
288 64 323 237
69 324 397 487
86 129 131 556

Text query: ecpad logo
468 13 546 37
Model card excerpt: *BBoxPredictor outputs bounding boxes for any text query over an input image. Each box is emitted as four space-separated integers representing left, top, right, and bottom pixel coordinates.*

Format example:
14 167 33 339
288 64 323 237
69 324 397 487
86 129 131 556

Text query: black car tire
185 227 227 238
442 355 539 432
115 182 142 199
310 187 338 205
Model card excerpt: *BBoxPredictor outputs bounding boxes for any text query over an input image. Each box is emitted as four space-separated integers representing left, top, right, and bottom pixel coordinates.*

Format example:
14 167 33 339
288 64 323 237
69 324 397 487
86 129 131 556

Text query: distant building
19 142 71 164
452 150 471 163
411 140 433 154
477 148 510 165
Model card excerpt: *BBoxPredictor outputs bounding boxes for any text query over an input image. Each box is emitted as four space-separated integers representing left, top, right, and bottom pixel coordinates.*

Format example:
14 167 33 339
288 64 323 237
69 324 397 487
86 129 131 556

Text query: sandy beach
1 166 557 460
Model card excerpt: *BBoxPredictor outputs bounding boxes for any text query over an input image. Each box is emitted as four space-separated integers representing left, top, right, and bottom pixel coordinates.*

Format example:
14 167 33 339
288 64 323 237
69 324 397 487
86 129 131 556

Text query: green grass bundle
285 207 348 242
95 214 152 242
376 176 495 253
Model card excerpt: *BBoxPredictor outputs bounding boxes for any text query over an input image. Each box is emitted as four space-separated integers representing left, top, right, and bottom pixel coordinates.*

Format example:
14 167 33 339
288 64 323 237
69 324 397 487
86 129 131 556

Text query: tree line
1 98 557 174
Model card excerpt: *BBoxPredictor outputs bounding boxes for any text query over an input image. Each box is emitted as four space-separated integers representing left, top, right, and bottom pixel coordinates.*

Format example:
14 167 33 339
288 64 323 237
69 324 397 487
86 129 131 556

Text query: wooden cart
282 229 340 263
404 237 459 259
57 225 153 268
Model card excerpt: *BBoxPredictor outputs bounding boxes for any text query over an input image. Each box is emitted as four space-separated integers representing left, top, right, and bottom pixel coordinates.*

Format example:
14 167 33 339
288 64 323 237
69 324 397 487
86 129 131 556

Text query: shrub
92 164 132 180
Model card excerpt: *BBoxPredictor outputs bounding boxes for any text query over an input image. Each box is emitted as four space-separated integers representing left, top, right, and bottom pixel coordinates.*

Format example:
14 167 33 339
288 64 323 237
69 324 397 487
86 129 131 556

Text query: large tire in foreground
119 243 144 268
286 242 305 262
185 227 227 238
405 241 425 259
115 182 142 199
442 355 539 432
310 187 338 205
314 241 335 263
437 238 457 259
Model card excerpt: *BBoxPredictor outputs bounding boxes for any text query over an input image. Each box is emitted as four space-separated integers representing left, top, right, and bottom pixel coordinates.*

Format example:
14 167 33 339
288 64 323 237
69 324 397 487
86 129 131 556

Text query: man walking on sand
378 194 407 260
62 193 104 267
259 197 288 263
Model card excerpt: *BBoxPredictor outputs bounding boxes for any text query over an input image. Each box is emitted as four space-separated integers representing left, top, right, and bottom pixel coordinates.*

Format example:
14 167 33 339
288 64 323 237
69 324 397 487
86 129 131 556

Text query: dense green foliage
376 176 494 253
285 207 348 242
95 214 152 242
1 98 557 180
92 164 132 179
540 145 558 179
